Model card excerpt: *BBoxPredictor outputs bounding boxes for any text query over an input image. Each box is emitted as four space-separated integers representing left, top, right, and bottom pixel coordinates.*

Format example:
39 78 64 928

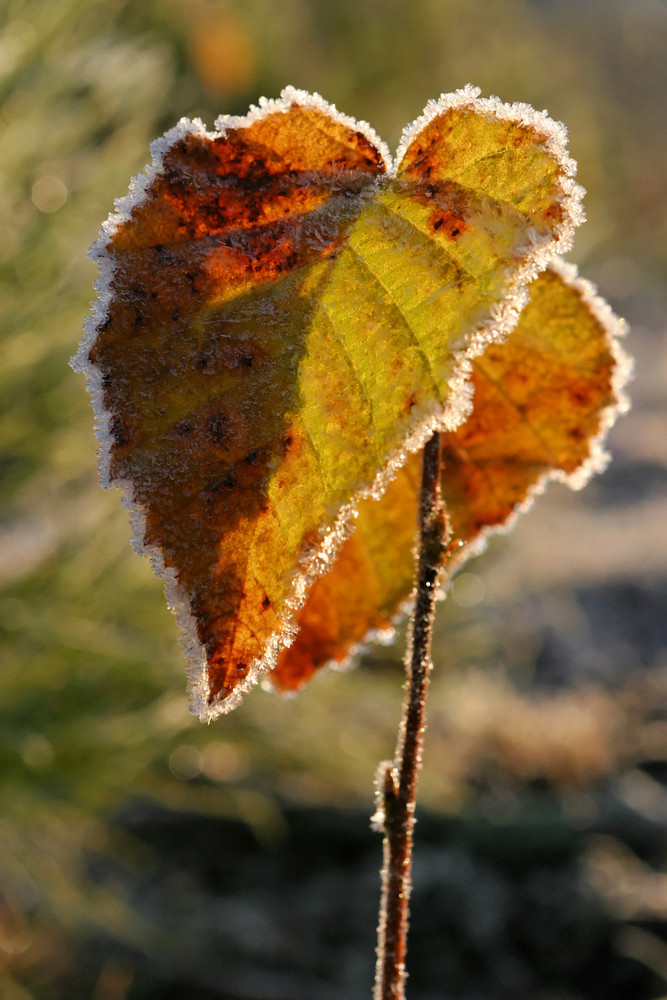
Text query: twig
373 431 449 1000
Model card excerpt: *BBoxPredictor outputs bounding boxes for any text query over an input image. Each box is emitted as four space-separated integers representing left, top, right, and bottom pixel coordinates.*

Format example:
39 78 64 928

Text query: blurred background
1 0 666 997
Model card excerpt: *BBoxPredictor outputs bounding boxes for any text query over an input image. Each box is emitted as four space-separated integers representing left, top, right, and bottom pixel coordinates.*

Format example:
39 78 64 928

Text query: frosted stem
374 432 449 1000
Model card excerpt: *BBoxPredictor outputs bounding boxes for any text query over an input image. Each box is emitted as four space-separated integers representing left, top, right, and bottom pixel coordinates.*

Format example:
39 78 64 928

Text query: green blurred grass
1 0 667 994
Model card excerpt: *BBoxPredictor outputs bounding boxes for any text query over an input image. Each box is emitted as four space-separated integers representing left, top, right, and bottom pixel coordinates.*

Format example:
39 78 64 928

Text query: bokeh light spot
32 175 67 213
168 744 203 780
451 572 485 608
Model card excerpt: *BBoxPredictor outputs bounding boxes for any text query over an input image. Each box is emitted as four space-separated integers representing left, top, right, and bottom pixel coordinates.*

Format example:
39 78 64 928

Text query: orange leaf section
440 264 621 545
270 265 627 693
88 103 386 708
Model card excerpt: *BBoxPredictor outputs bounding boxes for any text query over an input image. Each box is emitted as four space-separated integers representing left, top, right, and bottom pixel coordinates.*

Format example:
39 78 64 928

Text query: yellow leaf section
270 264 628 693
265 95 580 532
397 104 566 221
239 100 577 716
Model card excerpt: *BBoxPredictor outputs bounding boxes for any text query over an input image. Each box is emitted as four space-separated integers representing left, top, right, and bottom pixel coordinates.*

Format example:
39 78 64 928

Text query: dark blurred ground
1 1 666 998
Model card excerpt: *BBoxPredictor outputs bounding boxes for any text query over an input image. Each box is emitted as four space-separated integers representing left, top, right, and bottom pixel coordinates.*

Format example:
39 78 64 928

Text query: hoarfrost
72 86 598 720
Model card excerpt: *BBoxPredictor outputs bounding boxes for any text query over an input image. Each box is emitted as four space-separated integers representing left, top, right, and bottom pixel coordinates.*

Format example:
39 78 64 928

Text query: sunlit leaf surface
271 263 630 692
74 86 585 718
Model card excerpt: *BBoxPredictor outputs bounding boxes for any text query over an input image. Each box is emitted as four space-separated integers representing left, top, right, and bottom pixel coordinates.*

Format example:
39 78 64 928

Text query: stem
374 431 449 1000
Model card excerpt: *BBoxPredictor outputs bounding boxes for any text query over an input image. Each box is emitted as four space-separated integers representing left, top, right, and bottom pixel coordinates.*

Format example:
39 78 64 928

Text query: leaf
269 261 631 693
73 85 584 719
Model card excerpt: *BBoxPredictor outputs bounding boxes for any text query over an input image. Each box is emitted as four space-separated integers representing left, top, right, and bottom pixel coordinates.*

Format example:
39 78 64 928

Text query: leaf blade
74 87 585 717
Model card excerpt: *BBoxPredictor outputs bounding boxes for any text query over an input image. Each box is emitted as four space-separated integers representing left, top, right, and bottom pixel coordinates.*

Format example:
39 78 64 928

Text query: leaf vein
316 297 382 465
473 359 560 464
345 241 442 398
374 198 480 287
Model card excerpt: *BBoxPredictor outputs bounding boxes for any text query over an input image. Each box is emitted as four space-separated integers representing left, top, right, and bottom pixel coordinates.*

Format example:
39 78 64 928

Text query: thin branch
374 431 449 1000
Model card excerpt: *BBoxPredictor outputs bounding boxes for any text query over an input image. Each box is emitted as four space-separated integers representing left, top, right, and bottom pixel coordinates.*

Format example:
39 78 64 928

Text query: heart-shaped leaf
269 260 631 693
74 86 584 718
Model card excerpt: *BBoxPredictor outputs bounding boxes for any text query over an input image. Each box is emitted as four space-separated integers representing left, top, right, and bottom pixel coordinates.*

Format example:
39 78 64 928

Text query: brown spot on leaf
207 412 229 446
206 472 237 493
570 386 591 405
430 209 468 240
544 203 564 223
110 416 129 446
